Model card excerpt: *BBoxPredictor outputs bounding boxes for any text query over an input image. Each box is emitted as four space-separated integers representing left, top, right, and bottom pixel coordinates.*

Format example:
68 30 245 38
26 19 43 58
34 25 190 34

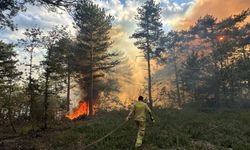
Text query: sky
0 0 249 104
0 0 195 43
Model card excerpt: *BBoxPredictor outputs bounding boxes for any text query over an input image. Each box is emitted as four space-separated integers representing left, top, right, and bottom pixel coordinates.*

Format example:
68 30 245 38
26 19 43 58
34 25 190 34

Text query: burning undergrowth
65 100 97 120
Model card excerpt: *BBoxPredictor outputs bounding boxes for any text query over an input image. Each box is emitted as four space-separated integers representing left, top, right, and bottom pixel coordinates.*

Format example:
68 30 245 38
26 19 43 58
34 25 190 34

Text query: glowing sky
0 0 249 103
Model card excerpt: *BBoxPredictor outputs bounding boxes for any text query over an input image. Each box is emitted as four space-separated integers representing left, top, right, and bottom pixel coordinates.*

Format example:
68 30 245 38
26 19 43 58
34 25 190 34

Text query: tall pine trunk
7 108 16 133
89 46 94 116
242 46 250 92
174 58 181 106
28 51 35 129
220 59 226 101
230 74 235 103
214 63 220 105
44 70 49 129
66 57 71 112
212 42 220 105
147 47 153 108
8 84 16 133
131 0 163 108
43 48 51 130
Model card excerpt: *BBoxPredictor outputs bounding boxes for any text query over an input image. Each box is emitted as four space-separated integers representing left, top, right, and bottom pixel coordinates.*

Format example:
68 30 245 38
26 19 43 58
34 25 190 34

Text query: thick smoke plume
172 0 250 29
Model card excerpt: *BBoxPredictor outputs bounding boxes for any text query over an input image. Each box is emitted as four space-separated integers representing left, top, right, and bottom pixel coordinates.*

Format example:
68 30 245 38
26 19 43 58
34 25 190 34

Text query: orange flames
66 101 88 120
65 101 97 120
218 35 225 42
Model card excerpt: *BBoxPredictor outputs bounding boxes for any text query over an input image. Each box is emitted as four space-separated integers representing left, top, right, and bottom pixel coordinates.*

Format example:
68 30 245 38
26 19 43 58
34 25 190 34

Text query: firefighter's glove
126 117 130 121
151 117 156 123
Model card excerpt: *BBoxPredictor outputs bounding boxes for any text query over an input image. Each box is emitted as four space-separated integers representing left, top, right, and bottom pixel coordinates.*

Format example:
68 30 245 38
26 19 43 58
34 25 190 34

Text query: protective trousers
135 121 146 147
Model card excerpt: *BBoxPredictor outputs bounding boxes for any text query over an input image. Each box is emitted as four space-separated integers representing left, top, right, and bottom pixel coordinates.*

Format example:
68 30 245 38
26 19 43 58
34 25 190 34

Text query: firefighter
126 96 155 148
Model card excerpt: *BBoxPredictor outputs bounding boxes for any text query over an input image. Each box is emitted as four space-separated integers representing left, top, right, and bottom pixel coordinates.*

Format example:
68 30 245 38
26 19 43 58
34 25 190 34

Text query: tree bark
44 70 49 129
28 51 35 130
66 57 71 112
89 47 94 116
174 58 181 107
43 48 51 130
8 108 16 133
230 73 235 103
147 47 153 108
8 83 16 133
242 46 250 90
212 42 220 105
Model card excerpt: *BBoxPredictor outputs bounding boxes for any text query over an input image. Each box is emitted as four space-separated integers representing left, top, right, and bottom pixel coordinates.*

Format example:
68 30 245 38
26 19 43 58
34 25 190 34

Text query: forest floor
1 108 250 150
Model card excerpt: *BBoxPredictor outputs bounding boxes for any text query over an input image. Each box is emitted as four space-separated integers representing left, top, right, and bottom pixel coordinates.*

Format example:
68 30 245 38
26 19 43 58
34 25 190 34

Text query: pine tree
41 26 70 129
179 10 250 105
156 30 191 106
72 0 120 115
18 27 42 128
131 0 163 108
55 37 74 112
235 23 250 95
180 52 203 102
0 41 22 132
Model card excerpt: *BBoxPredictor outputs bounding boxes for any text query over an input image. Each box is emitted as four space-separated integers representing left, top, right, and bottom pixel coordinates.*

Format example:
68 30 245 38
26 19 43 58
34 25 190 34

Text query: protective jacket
130 101 152 122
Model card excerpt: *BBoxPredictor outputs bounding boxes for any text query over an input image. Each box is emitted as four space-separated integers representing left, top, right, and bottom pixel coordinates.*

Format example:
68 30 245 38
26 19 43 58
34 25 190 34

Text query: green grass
2 109 250 149
50 109 250 150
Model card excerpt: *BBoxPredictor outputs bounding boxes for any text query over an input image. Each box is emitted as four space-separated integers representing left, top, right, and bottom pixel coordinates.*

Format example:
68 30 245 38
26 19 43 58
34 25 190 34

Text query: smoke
107 0 250 107
171 0 250 29
109 25 163 106
109 25 147 105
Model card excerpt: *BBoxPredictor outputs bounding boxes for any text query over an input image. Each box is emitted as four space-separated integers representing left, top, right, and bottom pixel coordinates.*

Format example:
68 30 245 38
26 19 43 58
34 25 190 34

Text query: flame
65 100 97 120
66 101 88 120
218 35 225 42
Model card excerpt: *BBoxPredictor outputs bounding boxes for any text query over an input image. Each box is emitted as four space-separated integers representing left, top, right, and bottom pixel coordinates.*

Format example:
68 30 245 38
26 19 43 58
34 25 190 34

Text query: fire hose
82 120 128 149
82 111 228 149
